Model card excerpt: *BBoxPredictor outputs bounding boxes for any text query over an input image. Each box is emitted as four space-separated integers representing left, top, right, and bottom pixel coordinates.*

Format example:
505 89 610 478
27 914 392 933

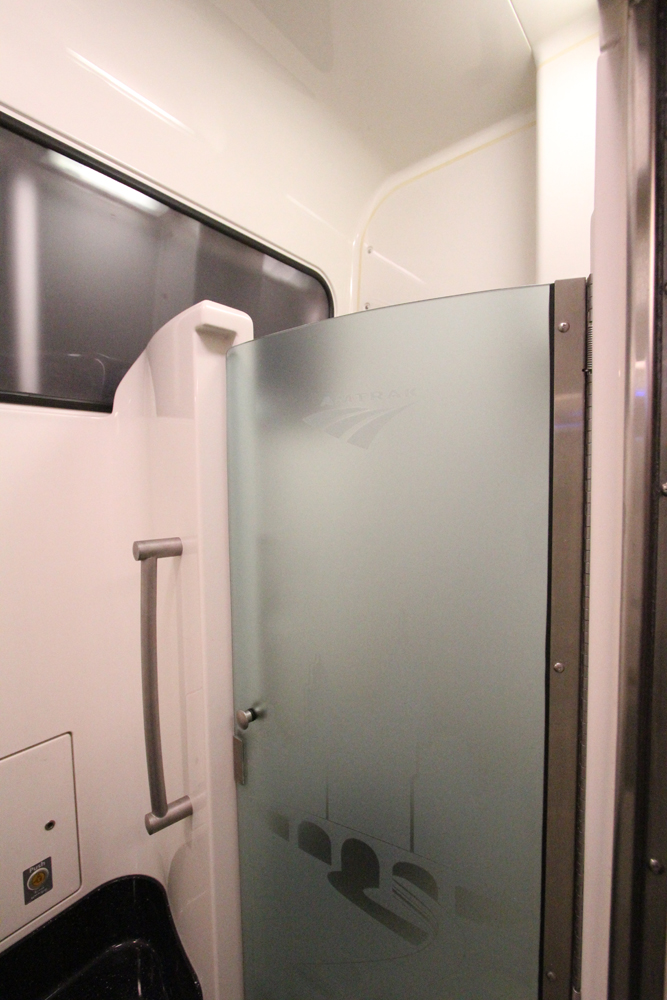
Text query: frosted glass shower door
227 286 559 1000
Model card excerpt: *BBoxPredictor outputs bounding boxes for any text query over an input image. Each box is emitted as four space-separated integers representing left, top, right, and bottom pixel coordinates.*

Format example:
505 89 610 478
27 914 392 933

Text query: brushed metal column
608 0 658 995
542 278 589 1000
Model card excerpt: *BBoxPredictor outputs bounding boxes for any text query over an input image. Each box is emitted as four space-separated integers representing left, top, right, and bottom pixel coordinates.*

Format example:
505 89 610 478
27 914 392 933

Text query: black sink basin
0 876 203 1000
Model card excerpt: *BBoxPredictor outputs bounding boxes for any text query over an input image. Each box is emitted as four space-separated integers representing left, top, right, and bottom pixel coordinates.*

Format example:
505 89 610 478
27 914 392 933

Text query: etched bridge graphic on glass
269 812 440 947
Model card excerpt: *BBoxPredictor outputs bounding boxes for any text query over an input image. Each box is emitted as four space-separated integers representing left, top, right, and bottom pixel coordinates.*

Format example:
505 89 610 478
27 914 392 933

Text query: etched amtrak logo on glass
304 389 416 448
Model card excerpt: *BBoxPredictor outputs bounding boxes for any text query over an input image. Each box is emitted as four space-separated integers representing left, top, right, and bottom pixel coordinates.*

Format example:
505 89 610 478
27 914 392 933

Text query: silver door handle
236 708 258 730
133 537 193 835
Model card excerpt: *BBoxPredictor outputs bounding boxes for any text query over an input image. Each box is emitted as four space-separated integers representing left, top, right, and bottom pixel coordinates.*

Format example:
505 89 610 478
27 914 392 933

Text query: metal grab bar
133 537 193 835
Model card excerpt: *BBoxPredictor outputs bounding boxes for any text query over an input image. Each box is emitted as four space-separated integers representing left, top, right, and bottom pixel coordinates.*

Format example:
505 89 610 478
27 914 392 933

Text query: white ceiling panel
209 0 537 169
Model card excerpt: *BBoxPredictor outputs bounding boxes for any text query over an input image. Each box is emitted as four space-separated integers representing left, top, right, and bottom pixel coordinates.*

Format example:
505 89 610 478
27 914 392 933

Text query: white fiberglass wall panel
536 14 599 283
357 114 537 310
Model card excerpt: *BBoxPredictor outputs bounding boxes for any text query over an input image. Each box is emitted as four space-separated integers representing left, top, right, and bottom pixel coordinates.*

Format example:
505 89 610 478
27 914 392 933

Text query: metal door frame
606 0 667 996
541 278 590 1000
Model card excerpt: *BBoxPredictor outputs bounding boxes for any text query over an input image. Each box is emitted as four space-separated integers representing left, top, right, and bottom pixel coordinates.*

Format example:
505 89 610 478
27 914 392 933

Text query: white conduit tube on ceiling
10 173 40 395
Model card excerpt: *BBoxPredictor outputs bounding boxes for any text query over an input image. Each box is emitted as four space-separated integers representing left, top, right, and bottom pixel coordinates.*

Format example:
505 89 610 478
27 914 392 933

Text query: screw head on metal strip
546 970 557 983
649 858 664 875
558 321 570 332
553 662 565 673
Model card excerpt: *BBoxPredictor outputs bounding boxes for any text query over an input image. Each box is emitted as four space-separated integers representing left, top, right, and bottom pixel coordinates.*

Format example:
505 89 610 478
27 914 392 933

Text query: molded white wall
356 8 600 312
536 11 600 282
356 111 537 309
0 302 251 1000
0 0 387 313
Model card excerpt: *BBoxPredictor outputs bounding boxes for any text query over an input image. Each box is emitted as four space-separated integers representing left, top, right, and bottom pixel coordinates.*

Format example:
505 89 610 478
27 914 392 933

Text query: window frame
0 110 334 413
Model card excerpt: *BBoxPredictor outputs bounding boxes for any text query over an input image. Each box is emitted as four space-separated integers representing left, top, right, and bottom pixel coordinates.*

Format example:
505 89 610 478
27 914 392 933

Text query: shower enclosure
227 280 587 1000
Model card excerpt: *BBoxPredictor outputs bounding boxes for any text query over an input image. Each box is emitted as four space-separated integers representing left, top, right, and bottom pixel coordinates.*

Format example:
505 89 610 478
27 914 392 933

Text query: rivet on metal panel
554 662 565 673
660 483 667 496
558 321 570 333
546 969 557 982
648 858 664 874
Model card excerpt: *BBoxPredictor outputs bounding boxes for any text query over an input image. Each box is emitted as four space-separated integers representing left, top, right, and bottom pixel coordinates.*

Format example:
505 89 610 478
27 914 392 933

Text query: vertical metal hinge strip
233 734 246 785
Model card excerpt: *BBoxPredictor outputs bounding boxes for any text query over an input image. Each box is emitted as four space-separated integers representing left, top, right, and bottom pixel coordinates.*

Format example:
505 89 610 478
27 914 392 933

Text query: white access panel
0 734 81 941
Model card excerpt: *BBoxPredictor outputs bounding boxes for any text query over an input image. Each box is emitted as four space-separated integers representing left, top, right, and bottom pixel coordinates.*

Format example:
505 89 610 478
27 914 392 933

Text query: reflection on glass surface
0 124 330 409
228 286 551 1000
9 172 40 393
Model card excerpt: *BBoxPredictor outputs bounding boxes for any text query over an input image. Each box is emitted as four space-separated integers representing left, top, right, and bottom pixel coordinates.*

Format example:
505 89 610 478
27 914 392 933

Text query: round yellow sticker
27 869 48 891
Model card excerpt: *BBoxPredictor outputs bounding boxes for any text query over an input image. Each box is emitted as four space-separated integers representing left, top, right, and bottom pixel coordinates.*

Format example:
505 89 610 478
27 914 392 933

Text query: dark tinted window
0 125 331 411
